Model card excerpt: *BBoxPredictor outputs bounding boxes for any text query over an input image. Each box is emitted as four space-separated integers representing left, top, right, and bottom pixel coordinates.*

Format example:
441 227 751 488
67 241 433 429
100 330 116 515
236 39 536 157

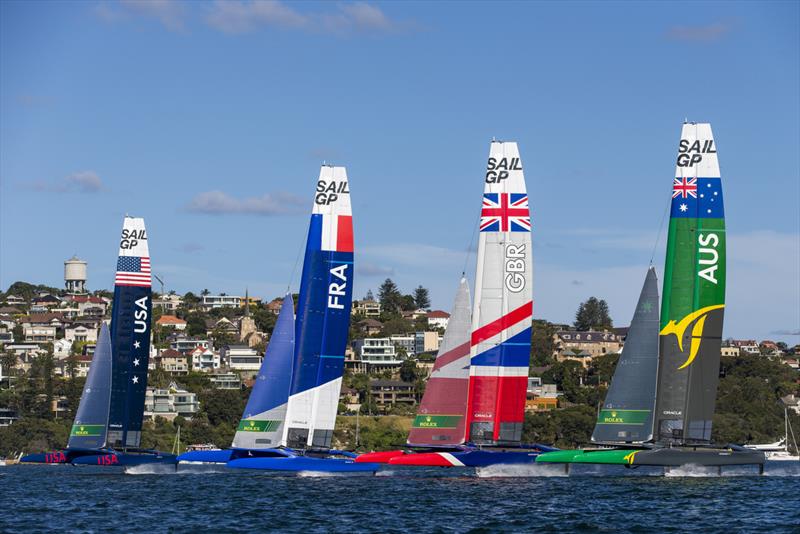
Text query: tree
399 360 418 383
201 289 210 296
530 320 556 367
398 295 417 312
182 292 200 308
378 279 402 313
413 286 430 310
574 297 613 331
186 313 207 337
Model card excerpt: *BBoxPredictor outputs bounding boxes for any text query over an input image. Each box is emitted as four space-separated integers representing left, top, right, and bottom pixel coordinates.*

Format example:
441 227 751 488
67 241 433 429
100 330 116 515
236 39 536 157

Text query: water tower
64 256 87 294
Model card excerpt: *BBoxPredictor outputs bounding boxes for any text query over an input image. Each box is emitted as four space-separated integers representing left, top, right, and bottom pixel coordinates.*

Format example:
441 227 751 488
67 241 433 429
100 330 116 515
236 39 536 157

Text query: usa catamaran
536 123 766 472
178 166 377 473
22 217 176 467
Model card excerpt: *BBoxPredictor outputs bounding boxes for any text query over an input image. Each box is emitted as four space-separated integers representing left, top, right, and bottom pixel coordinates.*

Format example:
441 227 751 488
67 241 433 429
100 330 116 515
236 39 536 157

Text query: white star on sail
133 358 140 367
134 341 141 349
132 375 139 384
679 204 688 212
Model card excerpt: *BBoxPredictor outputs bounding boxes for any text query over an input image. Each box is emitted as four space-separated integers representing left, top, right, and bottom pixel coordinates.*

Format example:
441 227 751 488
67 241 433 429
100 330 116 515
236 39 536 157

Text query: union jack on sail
115 257 151 287
672 177 697 199
480 193 530 232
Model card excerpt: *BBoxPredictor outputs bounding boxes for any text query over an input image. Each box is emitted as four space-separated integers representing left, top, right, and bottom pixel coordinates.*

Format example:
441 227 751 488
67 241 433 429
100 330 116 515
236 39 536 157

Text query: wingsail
465 141 533 445
591 268 659 444
654 123 726 444
232 294 295 449
107 216 152 449
68 322 113 450
283 166 354 449
407 277 471 447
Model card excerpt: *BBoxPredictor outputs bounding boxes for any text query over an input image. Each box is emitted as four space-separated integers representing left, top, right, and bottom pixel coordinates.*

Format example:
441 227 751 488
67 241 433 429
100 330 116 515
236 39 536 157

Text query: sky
1 1 798 343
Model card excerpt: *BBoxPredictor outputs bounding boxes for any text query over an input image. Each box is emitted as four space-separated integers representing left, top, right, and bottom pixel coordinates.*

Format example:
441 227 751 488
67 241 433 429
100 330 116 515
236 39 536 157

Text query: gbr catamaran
178 166 377 473
22 217 176 467
536 122 765 473
361 141 554 468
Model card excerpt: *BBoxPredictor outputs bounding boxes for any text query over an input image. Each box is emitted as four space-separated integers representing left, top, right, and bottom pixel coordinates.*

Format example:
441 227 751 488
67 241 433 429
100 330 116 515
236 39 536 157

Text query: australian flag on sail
670 177 724 219
115 256 151 287
480 193 531 232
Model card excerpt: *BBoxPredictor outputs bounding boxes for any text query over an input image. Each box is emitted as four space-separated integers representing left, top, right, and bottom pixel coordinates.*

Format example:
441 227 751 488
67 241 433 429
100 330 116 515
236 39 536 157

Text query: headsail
68 322 113 449
408 277 471 446
654 123 725 444
232 294 295 449
465 141 533 445
107 216 152 449
592 268 659 444
283 166 354 449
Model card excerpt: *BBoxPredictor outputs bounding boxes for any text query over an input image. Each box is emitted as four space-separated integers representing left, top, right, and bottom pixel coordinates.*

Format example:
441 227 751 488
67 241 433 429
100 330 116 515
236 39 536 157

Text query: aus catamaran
536 122 765 473
178 165 377 473
359 141 554 468
22 217 176 467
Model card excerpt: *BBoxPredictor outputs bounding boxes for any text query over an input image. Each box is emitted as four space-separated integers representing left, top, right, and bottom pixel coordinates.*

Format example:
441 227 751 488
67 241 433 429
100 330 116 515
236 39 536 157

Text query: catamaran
360 141 553 468
178 165 377 473
22 217 176 467
536 122 766 472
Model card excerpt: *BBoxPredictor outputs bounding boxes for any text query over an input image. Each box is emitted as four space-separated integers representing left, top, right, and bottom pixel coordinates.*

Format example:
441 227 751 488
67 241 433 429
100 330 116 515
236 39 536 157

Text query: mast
283 165 354 449
591 268 659 444
107 216 152 450
231 294 295 449
654 123 725 445
465 141 533 445
407 277 471 446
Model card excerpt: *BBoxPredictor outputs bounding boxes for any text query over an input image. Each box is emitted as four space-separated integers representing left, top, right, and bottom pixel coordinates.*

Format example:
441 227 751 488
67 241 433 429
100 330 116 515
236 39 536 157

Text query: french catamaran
360 141 553 468
178 165 377 473
22 217 176 467
537 122 766 472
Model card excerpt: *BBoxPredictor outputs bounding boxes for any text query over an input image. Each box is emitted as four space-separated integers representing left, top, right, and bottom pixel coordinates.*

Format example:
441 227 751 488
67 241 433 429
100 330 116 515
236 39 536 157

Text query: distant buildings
370 380 416 408
553 329 624 366
153 294 183 312
200 295 260 311
64 256 87 294
156 315 187 331
144 382 199 421
426 310 450 330
221 344 262 372
352 298 381 317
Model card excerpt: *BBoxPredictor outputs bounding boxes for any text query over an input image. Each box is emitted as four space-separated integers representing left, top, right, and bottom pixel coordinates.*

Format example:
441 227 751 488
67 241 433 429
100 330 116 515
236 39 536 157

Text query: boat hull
537 446 766 467
228 456 378 473
71 451 177 466
177 449 234 464
388 446 554 467
355 450 406 464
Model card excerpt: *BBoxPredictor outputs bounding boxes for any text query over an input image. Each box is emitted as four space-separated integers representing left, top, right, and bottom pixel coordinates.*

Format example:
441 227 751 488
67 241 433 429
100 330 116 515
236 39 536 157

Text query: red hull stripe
355 450 405 464
433 341 471 369
389 452 458 467
337 215 354 252
470 301 532 346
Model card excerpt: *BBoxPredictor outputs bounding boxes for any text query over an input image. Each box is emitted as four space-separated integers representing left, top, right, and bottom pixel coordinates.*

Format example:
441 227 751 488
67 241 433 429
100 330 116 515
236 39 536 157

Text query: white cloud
205 0 400 35
95 0 188 32
186 190 305 215
357 262 395 277
666 21 732 42
26 171 105 193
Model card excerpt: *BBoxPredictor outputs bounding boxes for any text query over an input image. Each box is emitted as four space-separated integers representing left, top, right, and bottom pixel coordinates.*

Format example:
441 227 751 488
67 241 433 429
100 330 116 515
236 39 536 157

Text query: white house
191 346 221 372
65 324 98 344
221 344 262 372
426 310 450 330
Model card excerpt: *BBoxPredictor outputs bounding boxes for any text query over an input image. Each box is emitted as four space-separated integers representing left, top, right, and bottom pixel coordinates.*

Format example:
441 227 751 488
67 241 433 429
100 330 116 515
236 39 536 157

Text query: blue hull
227 456 378 473
389 444 558 467
177 449 234 463
71 451 177 467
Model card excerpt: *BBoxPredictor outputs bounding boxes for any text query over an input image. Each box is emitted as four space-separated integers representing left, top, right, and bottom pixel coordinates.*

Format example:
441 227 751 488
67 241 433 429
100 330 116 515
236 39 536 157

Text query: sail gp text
504 244 526 292
315 180 349 205
327 264 349 309
120 228 147 250
676 139 716 167
485 157 522 183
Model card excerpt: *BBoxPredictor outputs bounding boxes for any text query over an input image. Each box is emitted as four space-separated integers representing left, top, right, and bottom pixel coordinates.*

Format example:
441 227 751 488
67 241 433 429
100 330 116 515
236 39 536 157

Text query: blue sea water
1 462 799 533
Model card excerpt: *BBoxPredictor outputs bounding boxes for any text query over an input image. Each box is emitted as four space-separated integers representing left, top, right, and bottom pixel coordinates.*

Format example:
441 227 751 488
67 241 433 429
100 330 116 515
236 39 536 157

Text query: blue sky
1 1 798 342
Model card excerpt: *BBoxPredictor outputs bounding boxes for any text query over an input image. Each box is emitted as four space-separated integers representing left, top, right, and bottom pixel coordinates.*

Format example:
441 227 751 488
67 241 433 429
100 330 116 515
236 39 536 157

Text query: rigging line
649 199 670 266
462 202 481 277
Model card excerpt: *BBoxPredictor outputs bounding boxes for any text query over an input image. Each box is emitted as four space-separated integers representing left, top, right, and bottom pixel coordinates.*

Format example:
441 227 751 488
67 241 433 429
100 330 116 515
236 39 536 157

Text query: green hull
536 448 636 465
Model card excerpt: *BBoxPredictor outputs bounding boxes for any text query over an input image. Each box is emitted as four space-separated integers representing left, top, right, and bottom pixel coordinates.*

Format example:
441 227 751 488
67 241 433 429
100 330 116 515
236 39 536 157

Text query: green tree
398 295 417 312
574 297 613 331
199 389 246 426
413 286 430 310
399 360 418 383
182 292 200 308
378 279 402 313
530 320 556 367
186 313 207 337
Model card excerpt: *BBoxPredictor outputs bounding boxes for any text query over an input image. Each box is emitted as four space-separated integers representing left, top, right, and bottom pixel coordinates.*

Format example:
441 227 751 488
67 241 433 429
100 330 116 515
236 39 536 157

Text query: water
2 462 799 532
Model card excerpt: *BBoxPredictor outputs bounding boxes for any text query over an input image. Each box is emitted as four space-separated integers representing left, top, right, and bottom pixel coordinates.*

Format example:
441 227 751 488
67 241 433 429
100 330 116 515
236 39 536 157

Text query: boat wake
124 464 181 475
475 463 567 478
663 464 767 477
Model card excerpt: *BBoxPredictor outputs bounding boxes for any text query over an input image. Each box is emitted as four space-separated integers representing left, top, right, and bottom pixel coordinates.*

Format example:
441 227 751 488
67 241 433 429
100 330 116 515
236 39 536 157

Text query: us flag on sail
115 256 151 287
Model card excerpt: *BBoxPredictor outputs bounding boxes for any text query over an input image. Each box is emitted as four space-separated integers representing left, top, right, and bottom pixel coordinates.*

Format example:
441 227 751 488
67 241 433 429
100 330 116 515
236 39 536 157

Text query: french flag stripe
336 215 353 252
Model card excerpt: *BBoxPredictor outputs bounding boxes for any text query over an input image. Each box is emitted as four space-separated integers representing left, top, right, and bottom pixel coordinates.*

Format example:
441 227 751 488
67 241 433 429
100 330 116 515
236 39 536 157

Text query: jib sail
592 268 659 444
408 278 472 446
68 322 113 449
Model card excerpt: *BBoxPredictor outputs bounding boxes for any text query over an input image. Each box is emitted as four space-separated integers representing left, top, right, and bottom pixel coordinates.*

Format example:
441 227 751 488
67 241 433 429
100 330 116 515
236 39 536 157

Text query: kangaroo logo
660 304 725 369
